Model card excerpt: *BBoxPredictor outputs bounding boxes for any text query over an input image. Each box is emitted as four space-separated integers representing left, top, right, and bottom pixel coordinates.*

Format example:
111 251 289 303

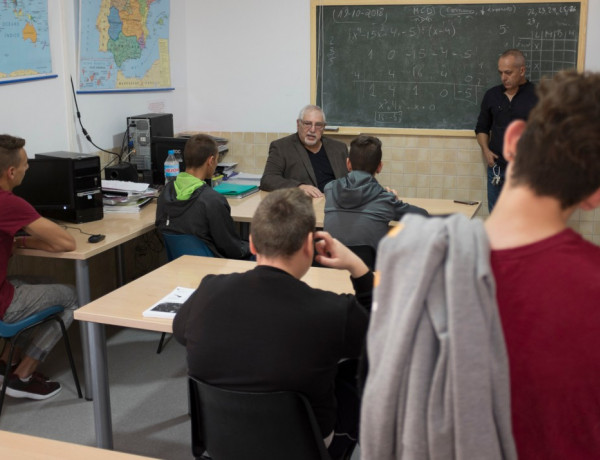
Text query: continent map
79 0 171 92
0 0 53 83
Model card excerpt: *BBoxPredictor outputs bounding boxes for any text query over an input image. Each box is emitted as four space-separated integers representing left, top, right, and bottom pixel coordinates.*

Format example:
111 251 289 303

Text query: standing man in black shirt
475 49 538 212
260 105 348 198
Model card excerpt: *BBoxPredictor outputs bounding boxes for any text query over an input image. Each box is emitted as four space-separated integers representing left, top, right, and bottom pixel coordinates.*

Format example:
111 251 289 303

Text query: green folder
213 183 259 198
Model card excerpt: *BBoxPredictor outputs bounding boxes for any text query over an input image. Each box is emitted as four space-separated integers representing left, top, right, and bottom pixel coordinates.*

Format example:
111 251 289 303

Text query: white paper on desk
102 180 150 193
142 287 195 319
230 173 262 180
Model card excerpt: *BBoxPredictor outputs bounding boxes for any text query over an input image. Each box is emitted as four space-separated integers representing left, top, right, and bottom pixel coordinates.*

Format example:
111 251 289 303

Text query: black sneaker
5 373 61 400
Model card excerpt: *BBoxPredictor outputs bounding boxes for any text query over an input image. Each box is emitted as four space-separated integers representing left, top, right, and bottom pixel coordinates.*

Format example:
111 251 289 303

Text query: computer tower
126 113 173 183
14 151 103 223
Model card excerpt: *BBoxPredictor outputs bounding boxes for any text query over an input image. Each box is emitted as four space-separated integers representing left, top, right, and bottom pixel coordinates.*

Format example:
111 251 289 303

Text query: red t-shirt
0 190 40 318
492 229 600 459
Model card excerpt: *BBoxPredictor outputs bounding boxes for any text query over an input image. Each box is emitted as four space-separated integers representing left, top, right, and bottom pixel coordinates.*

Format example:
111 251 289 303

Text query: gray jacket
323 171 428 250
360 214 516 460
260 133 348 191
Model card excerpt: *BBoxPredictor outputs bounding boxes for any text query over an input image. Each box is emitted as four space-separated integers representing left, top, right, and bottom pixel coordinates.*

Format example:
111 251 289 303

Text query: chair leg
55 316 82 399
157 332 170 354
0 340 18 418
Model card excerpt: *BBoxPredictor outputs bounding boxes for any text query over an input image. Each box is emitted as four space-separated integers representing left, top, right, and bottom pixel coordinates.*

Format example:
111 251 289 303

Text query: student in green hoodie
155 134 250 259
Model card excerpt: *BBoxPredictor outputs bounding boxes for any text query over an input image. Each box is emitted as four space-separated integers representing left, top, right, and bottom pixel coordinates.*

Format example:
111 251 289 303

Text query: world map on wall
0 0 53 82
78 0 171 91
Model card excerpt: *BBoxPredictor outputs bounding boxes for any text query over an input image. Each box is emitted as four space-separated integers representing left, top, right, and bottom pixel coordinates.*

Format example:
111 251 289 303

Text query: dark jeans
328 359 361 460
487 164 506 212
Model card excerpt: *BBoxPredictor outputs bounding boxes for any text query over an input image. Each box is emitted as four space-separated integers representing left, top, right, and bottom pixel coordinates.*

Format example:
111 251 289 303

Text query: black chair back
188 376 331 460
348 245 376 271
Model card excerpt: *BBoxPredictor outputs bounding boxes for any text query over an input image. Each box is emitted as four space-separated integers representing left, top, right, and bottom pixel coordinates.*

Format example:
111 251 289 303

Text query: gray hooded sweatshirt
360 214 516 460
323 170 428 250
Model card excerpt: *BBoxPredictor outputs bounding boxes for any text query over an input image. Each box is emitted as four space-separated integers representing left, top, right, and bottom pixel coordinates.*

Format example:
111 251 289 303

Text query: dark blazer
260 133 348 191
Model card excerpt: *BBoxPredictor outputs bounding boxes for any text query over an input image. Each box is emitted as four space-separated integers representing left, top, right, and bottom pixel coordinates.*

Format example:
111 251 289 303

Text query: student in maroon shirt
485 71 600 459
0 134 78 400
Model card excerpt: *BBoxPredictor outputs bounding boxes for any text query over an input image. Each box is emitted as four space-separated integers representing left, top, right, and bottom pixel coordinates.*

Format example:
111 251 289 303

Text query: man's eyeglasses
299 120 326 130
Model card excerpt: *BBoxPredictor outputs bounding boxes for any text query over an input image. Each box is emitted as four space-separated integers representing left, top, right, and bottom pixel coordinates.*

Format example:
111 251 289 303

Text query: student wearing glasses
260 105 348 197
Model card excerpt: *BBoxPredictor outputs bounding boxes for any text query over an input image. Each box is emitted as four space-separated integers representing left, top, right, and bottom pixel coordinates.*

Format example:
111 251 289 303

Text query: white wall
1 0 598 150
184 0 310 133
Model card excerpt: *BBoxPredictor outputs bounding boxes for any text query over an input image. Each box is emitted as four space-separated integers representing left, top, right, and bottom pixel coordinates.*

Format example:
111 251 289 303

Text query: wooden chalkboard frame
310 0 588 136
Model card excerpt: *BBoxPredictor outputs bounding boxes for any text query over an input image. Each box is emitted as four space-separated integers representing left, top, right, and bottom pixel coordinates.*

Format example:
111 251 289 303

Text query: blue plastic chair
158 233 215 353
162 232 215 260
0 305 82 416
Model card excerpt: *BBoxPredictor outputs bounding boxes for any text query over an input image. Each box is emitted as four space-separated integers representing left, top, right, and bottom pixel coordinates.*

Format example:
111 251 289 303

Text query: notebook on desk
143 286 195 319
213 183 259 199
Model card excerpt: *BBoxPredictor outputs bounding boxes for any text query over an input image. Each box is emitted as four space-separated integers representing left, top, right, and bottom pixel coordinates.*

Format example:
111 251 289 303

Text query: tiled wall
207 131 600 245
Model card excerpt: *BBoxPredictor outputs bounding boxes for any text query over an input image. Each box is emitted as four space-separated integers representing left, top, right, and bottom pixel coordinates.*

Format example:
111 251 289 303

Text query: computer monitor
149 136 189 185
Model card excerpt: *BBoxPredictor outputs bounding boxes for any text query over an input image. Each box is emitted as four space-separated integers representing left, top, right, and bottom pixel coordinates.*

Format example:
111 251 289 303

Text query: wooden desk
0 430 157 459
74 255 353 449
227 191 480 226
13 203 158 399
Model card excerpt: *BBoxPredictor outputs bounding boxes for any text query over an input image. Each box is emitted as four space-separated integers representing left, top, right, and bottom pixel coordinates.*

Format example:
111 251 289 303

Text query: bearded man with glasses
260 105 349 197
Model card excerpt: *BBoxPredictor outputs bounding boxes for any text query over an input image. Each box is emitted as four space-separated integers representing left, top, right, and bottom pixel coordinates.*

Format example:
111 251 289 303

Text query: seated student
173 188 373 460
0 134 78 399
155 134 250 259
323 135 428 257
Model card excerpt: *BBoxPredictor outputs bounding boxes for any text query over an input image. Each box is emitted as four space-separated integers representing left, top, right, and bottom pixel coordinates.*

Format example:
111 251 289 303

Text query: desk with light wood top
0 430 157 460
74 255 353 449
13 202 158 399
227 191 480 226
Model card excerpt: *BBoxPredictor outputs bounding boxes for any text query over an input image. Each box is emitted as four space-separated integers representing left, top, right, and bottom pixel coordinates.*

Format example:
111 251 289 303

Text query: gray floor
0 326 361 459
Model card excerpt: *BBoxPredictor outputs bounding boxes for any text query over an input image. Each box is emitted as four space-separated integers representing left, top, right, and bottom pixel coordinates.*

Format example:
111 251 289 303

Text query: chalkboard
311 1 587 134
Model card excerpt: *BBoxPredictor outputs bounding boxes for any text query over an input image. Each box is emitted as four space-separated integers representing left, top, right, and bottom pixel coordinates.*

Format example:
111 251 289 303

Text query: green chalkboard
312 1 586 133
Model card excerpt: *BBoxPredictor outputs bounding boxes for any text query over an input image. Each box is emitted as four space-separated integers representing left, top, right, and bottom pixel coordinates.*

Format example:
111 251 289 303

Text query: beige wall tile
211 131 600 244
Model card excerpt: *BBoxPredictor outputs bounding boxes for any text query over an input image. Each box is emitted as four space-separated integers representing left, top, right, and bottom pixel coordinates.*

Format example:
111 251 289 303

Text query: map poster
78 0 172 92
0 0 55 84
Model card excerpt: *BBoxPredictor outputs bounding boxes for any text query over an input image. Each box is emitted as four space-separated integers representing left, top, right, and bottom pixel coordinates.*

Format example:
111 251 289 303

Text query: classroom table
74 255 353 449
13 202 158 399
0 430 158 459
227 190 481 225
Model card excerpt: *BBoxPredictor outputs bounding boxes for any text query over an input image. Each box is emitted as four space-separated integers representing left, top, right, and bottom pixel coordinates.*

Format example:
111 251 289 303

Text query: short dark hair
0 134 26 174
511 70 600 209
251 188 316 258
349 135 382 174
183 134 218 169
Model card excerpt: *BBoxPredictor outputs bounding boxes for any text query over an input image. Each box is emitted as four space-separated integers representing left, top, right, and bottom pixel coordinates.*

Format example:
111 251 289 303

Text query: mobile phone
453 200 478 205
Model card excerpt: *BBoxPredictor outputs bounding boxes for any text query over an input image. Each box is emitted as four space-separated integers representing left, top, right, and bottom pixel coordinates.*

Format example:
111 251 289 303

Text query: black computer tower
127 113 174 184
14 151 103 223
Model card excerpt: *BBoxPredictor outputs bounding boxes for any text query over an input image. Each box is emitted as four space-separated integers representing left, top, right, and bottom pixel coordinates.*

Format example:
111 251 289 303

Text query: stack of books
102 180 157 213
216 162 238 179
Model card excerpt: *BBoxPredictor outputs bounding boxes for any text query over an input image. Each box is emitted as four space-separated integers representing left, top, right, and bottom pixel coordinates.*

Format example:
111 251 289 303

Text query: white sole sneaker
5 378 62 400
